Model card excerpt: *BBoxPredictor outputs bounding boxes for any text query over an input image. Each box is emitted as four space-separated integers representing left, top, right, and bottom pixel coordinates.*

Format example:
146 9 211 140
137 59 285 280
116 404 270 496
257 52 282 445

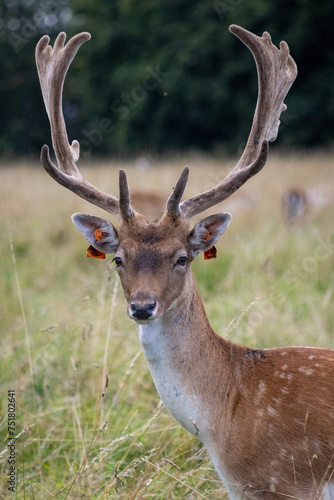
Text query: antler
178 25 297 219
36 32 129 219
36 27 297 223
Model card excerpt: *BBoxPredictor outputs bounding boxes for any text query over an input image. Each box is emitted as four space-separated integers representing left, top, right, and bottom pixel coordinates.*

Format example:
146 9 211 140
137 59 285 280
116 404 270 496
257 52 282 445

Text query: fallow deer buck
36 26 334 499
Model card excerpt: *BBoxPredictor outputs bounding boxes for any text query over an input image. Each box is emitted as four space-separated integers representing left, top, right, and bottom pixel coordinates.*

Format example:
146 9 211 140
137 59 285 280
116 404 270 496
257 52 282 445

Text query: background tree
0 0 333 158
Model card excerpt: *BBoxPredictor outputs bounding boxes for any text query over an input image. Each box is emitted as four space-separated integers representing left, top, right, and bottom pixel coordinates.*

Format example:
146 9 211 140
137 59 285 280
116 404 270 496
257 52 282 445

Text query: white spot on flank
267 405 278 417
308 355 315 359
280 387 289 395
281 364 288 370
256 408 264 418
280 372 293 382
258 380 266 396
298 366 314 375
254 381 266 405
254 410 264 431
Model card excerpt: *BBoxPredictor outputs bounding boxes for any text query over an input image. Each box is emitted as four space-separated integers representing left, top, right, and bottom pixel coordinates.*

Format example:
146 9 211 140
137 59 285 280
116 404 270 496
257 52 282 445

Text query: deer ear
188 213 231 259
72 213 119 255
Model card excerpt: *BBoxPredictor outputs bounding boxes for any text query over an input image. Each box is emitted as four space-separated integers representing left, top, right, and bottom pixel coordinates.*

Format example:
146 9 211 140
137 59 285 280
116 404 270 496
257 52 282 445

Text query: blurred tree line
0 0 333 158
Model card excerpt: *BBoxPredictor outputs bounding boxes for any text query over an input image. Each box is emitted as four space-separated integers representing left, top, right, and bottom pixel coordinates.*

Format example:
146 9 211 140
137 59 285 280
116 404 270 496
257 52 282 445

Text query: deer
35 26 334 499
282 188 308 226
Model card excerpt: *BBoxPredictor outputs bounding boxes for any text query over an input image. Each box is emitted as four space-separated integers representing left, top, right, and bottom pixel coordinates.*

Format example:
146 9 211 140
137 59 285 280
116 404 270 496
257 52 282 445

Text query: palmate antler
36 32 124 219
176 25 297 219
36 26 297 221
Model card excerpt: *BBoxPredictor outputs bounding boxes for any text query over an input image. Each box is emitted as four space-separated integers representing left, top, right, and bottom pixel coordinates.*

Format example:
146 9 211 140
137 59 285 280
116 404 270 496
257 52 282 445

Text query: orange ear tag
87 245 106 259
204 246 217 260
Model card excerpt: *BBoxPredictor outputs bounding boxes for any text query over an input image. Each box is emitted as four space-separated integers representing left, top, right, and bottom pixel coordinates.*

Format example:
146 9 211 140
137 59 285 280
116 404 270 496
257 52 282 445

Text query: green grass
1 152 334 499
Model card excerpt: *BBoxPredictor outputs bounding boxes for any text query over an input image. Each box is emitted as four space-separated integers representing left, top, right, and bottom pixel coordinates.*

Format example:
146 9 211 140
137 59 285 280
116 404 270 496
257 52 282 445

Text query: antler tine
119 169 134 221
180 25 297 219
166 167 189 219
36 32 121 218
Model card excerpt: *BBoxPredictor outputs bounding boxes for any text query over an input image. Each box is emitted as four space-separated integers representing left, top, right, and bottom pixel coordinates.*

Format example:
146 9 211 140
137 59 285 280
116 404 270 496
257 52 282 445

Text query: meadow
1 151 334 499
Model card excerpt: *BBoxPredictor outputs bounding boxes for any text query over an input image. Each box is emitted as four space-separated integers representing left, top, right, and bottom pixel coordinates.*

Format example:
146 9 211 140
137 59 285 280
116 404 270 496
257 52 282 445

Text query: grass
1 151 334 499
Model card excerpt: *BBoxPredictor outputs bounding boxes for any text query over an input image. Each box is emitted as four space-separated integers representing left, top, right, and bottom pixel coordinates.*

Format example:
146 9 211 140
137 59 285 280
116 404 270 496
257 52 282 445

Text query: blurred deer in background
282 187 308 226
36 25 334 499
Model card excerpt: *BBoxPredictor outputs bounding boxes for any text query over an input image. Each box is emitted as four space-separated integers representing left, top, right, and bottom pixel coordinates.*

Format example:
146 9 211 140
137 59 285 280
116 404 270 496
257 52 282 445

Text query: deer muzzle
129 292 158 321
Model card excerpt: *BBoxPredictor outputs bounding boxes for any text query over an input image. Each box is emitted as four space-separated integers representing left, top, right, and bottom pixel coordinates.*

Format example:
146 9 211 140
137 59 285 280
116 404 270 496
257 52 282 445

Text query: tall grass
1 152 334 499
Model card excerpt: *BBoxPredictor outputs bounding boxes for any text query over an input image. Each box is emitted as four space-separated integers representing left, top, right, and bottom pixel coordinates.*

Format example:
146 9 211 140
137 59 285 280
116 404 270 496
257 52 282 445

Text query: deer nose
130 293 157 320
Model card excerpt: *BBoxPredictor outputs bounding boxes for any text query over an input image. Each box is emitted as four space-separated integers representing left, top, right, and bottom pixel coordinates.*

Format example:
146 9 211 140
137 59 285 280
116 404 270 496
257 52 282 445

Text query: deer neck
136 271 232 441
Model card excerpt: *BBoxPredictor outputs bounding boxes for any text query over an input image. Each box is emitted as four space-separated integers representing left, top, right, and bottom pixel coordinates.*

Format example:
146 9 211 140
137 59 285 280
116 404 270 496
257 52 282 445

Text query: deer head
35 26 297 322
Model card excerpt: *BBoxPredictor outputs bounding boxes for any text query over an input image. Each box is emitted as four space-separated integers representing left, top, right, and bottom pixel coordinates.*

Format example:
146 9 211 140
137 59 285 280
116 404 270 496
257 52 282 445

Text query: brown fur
114 213 334 499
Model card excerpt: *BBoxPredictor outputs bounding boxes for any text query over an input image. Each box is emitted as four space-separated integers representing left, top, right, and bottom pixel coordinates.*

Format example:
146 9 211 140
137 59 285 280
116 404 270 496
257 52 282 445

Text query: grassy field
1 151 334 499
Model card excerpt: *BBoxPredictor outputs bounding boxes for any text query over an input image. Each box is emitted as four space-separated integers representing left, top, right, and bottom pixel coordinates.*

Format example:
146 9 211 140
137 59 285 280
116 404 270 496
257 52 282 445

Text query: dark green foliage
1 0 334 158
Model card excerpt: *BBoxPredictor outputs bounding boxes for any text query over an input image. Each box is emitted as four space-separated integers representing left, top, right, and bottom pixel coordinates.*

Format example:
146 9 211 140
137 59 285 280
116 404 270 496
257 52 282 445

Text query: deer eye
176 256 188 267
113 256 123 267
